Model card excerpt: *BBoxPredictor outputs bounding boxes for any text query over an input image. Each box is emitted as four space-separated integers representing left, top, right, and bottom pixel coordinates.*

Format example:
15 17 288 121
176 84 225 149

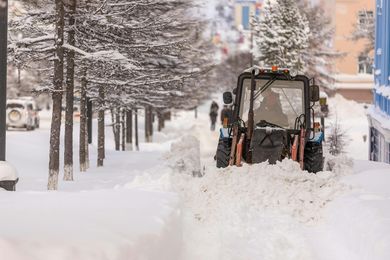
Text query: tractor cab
216 66 324 173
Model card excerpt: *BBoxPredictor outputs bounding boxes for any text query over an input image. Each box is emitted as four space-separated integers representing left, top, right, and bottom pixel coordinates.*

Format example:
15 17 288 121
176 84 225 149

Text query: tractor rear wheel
216 138 231 168
304 142 324 173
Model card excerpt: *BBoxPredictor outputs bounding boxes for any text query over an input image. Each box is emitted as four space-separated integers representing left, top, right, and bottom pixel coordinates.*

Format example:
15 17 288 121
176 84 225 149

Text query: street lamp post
0 0 8 161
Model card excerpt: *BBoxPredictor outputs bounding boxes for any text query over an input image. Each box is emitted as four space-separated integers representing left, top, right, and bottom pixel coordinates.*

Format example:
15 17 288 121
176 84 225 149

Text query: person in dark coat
209 101 219 131
220 104 233 126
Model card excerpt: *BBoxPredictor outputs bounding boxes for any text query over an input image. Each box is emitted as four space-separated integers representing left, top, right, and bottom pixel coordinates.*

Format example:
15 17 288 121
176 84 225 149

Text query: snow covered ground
1 95 390 260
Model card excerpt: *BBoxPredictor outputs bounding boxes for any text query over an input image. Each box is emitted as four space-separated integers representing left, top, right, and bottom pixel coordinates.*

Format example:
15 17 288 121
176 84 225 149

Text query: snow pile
155 136 354 259
158 136 353 225
324 153 354 175
165 135 202 177
173 159 351 224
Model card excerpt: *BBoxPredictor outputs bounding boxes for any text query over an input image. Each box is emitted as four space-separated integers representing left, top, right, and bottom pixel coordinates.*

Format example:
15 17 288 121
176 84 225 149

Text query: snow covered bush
327 117 349 156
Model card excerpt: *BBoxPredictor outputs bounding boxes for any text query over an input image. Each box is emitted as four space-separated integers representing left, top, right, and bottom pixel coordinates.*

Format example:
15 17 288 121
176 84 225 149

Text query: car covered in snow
6 98 39 130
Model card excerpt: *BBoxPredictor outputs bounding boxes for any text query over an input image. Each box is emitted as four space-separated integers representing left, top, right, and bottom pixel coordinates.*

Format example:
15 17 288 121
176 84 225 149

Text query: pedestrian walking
209 101 219 131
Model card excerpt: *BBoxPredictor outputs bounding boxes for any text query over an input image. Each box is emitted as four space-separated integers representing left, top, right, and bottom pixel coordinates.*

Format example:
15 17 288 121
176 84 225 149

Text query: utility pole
0 0 8 161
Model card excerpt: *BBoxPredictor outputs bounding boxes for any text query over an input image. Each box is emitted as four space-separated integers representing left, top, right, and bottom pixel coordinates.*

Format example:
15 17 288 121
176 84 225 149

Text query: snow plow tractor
216 66 324 173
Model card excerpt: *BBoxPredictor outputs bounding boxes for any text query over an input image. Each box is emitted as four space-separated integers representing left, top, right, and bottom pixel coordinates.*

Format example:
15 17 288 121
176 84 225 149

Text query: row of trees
8 0 215 190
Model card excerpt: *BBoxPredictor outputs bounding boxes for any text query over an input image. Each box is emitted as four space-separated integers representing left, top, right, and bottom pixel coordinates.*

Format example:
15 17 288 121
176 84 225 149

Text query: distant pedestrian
220 104 233 126
209 101 219 131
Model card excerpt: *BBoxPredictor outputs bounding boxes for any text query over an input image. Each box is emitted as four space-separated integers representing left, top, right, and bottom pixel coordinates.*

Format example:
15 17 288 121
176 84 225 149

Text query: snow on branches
253 0 310 71
8 0 215 109
252 0 341 90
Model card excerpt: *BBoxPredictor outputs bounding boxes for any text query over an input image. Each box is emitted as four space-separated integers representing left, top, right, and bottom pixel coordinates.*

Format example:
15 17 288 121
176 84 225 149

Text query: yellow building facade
317 0 375 102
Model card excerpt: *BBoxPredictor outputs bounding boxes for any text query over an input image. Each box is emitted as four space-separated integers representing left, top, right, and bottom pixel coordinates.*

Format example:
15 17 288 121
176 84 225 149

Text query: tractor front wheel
304 142 324 173
216 138 231 168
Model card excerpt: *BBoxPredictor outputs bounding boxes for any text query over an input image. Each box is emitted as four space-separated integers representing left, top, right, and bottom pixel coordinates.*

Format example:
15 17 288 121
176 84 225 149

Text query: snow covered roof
6 99 29 105
334 74 374 83
334 82 373 90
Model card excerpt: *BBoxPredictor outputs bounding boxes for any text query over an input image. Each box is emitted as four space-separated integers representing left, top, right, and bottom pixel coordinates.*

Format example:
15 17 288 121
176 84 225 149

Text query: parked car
6 99 37 130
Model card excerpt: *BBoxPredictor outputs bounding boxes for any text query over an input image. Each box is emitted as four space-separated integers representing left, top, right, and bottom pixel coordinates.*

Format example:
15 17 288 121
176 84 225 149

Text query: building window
358 55 373 74
242 6 250 30
358 10 374 25
370 127 389 163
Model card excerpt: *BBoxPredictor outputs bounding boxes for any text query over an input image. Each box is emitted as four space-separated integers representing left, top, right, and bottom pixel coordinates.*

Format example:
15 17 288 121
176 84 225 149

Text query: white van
6 99 37 130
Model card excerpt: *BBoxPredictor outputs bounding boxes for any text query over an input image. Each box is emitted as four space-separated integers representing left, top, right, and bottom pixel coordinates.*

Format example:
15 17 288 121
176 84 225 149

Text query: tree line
8 0 215 190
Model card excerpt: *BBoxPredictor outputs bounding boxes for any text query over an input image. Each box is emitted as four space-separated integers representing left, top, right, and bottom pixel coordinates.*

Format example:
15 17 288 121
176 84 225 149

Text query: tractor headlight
252 68 260 76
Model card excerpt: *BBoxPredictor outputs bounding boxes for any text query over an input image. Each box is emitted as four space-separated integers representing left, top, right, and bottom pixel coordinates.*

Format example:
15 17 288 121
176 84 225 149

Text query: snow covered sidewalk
2 111 183 260
0 189 181 260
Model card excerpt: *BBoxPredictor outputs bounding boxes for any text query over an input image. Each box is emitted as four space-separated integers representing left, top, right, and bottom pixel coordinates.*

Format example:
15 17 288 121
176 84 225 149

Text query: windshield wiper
253 76 277 101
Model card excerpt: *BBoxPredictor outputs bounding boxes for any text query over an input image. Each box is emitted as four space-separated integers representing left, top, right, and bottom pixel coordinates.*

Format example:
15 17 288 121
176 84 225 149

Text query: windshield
239 78 304 128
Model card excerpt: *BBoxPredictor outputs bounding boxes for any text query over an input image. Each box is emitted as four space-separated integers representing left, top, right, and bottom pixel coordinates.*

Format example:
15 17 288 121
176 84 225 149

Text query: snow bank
308 162 390 260
0 189 182 260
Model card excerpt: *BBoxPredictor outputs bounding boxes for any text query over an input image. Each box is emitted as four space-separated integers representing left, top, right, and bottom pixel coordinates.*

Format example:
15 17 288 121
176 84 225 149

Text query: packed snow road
1 96 390 260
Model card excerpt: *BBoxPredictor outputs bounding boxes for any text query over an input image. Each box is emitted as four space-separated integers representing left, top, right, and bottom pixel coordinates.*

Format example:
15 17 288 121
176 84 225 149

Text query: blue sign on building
368 0 390 163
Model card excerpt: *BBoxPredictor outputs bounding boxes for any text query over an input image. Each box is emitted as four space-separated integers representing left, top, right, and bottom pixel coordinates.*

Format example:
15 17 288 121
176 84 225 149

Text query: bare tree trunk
17 65 21 89
158 112 165 132
97 85 105 167
63 0 76 181
194 106 197 119
121 108 125 151
114 109 120 151
135 108 139 151
48 0 64 190
79 66 87 172
149 106 153 141
85 112 89 169
144 106 149 142
126 110 133 150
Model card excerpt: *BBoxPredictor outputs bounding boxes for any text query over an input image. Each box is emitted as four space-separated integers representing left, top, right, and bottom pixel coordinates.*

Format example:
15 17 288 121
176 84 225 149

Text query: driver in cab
253 89 289 127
